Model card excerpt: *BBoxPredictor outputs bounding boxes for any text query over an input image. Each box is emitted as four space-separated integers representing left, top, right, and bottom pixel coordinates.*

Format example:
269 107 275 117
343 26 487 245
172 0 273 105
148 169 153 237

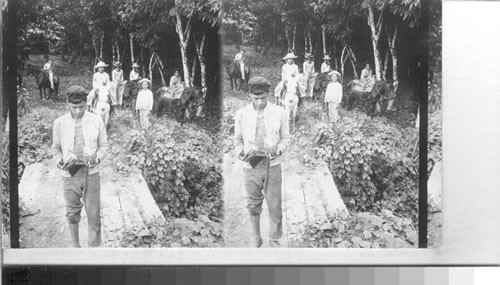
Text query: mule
26 64 60 100
344 80 395 117
275 79 304 132
227 61 250 91
88 89 111 127
123 80 140 108
157 86 206 122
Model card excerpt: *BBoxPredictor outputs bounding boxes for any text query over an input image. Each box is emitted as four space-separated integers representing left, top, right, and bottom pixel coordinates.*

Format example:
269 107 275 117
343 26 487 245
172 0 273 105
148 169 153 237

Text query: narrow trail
17 55 166 248
221 45 348 247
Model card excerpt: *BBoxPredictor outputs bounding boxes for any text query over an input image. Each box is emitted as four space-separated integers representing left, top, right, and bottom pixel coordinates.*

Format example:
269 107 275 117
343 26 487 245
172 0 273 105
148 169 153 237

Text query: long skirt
138 109 150 129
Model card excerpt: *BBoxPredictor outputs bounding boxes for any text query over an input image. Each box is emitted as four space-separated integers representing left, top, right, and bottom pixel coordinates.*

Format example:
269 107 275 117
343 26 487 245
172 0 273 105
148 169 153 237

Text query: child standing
135 78 154 129
324 71 343 122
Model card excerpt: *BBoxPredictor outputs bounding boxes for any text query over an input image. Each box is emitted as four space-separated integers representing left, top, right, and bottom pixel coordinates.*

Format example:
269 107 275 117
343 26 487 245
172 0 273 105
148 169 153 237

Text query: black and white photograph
221 0 441 248
1 0 443 251
3 0 223 248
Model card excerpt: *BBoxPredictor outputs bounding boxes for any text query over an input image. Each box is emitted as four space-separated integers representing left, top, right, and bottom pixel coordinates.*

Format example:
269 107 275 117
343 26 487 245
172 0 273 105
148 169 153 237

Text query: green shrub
126 118 223 221
119 215 223 248
295 210 417 248
18 116 53 179
314 111 419 221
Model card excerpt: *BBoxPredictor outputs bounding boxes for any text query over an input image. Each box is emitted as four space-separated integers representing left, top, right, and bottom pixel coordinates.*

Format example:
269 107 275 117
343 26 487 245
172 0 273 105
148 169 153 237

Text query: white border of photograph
3 0 500 265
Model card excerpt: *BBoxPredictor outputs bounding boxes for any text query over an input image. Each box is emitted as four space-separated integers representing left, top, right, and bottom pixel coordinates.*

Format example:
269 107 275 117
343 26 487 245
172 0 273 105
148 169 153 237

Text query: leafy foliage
17 113 54 179
121 118 223 220
295 209 417 248
119 215 223 248
314 111 419 221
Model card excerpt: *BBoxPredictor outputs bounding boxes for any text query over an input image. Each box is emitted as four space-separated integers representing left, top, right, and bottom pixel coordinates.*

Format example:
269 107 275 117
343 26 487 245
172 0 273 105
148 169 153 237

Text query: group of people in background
84 60 183 130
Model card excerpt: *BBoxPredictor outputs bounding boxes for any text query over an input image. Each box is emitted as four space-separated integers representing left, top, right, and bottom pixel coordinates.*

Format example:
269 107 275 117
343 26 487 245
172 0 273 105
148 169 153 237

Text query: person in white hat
281 52 299 81
92 61 110 91
324 71 343 122
43 59 55 89
129 63 141 81
135 78 154 129
321 55 332 74
234 45 246 80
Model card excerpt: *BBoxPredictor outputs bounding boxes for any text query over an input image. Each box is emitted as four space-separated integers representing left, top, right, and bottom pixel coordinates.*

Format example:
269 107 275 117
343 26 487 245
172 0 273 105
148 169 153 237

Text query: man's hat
283 52 298 60
66 85 88 103
132 62 140 68
114 61 122 67
323 55 331 60
94 61 108 69
248 76 271 96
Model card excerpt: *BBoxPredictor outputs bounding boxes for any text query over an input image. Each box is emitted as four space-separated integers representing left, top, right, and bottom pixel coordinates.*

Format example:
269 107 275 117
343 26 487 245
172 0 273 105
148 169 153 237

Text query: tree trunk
383 50 389 81
304 24 308 53
292 22 297 52
174 1 193 87
348 47 358 79
129 33 135 64
194 32 207 88
285 25 291 52
153 52 166 86
341 45 347 77
367 5 384 81
333 42 339 70
322 25 327 56
191 57 197 86
99 31 104 60
148 53 154 81
92 35 99 66
386 25 399 83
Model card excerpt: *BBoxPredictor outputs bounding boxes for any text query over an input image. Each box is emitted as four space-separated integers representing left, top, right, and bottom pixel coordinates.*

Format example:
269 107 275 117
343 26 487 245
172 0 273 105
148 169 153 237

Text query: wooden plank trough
18 161 165 248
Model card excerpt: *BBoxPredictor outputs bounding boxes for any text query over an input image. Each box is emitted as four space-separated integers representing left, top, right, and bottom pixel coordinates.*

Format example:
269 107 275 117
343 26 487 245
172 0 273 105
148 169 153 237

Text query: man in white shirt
52 85 108 247
234 76 290 247
281 52 299 81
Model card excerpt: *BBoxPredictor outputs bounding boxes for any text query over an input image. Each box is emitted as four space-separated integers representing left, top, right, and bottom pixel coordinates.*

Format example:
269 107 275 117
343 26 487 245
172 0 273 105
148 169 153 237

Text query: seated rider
129 63 141 81
234 45 245 80
360 63 376 91
43 59 55 90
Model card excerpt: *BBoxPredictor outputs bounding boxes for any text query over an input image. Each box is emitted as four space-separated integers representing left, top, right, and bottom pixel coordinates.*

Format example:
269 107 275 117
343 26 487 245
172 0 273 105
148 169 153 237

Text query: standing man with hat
234 76 290 247
52 85 109 247
93 61 110 90
281 52 299 81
